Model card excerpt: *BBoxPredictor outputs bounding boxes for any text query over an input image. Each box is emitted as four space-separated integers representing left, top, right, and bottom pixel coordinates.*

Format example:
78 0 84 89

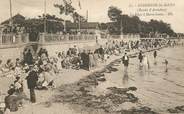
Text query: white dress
56 58 62 70
143 56 149 70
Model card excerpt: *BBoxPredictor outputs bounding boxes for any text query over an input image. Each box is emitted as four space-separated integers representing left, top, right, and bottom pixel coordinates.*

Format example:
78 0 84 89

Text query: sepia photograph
0 0 184 114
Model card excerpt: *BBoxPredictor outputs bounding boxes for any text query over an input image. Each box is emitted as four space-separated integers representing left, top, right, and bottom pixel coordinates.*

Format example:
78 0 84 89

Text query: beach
0 45 183 114
0 0 183 113
93 46 184 113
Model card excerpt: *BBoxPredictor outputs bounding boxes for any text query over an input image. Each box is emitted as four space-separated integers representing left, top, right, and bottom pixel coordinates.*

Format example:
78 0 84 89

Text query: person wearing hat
25 49 33 65
138 50 143 64
98 45 104 61
4 89 18 112
122 53 129 72
26 65 38 103
14 77 23 93
15 58 21 67
23 64 29 73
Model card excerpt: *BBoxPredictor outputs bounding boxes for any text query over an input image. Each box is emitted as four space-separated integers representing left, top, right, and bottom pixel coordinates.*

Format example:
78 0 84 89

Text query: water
95 47 184 113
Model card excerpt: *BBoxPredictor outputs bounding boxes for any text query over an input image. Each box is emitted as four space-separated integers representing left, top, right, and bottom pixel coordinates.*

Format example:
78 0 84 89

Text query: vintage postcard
0 0 183 114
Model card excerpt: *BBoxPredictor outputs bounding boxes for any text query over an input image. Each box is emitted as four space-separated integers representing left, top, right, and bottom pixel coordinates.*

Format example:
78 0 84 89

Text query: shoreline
0 46 172 114
48 46 166 114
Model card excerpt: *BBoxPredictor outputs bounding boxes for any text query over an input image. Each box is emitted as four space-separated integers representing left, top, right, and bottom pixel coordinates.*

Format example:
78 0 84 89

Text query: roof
1 13 25 25
66 22 99 30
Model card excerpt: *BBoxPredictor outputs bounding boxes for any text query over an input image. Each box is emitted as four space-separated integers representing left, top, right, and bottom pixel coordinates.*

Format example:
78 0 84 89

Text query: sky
0 0 183 33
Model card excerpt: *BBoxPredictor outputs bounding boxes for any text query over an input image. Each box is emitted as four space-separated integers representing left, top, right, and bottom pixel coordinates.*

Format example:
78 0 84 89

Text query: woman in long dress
143 55 150 72
88 51 94 71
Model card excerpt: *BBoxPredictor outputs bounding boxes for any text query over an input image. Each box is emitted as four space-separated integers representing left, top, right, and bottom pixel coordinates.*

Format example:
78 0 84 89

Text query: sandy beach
0 46 184 114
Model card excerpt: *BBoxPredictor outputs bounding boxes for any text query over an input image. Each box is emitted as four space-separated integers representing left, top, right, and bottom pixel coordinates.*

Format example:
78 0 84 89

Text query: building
0 13 26 34
66 21 99 34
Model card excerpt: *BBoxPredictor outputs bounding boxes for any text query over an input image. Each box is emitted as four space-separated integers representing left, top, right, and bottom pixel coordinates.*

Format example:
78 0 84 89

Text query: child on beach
14 77 23 93
164 59 168 72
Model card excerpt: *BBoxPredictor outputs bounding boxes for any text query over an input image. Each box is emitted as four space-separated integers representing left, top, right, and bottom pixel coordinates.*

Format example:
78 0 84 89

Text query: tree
119 15 141 34
107 6 122 34
54 1 86 25
54 0 75 16
107 6 175 36
148 19 175 36
108 6 122 22
72 12 87 23
99 23 108 30
45 14 64 33
19 14 64 41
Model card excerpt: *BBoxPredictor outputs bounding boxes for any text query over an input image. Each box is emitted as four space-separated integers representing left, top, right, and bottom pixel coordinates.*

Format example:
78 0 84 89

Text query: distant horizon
0 0 183 33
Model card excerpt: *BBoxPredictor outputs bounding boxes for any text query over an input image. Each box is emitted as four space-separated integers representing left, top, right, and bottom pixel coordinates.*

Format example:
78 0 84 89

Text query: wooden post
25 33 30 43
79 17 81 33
9 0 13 29
44 0 47 33
39 33 45 44
17 33 22 44
0 33 2 45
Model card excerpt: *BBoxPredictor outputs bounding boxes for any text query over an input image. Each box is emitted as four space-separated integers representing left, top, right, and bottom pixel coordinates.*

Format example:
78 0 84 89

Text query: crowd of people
0 38 181 113
121 39 184 75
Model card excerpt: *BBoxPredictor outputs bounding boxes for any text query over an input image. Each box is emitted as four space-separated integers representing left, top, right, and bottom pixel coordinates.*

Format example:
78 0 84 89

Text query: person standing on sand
98 45 105 62
88 50 94 71
122 53 129 72
80 50 89 70
26 66 38 103
4 89 18 113
25 49 33 65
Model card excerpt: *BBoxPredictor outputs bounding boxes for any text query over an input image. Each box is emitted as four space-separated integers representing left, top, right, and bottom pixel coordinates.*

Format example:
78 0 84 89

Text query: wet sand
50 46 184 114
94 46 184 113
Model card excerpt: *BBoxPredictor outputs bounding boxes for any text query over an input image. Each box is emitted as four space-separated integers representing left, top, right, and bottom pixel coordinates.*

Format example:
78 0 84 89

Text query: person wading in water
138 50 143 69
122 53 129 73
153 50 157 64
143 54 150 72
